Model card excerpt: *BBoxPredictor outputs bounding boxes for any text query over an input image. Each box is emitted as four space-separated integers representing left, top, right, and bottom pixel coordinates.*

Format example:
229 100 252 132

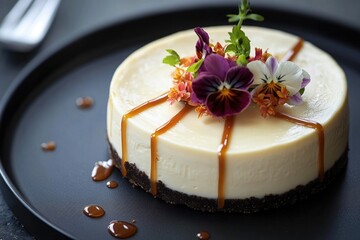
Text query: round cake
106 25 348 212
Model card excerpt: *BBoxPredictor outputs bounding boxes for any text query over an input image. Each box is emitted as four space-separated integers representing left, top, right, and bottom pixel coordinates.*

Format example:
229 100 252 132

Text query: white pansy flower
247 56 310 105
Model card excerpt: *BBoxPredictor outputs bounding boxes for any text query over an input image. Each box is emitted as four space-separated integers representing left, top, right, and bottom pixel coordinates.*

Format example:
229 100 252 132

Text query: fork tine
0 0 61 51
0 0 33 30
13 0 46 37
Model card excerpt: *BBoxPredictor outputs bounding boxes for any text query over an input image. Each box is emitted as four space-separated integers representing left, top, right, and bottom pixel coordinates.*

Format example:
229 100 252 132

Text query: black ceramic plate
1 6 360 240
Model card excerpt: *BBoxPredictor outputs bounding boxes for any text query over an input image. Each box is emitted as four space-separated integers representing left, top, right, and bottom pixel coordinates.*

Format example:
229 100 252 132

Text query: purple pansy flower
191 54 254 117
194 27 212 59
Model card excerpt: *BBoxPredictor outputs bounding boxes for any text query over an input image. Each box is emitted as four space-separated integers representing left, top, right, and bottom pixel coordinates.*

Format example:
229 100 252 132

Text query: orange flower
180 56 196 67
195 105 211 118
276 86 289 105
171 67 184 82
168 81 191 104
171 67 193 83
252 91 279 118
211 42 225 57
249 48 271 63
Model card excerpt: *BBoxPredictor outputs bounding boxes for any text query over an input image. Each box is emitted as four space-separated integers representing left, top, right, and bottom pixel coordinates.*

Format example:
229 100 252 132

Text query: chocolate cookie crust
109 142 348 213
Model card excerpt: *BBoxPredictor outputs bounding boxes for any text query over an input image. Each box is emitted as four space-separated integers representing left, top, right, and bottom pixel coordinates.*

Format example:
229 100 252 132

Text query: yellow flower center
262 81 283 95
216 88 236 101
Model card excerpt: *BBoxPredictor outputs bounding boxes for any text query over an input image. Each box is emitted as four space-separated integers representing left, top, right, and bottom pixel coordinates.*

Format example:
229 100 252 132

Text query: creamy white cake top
107 26 348 199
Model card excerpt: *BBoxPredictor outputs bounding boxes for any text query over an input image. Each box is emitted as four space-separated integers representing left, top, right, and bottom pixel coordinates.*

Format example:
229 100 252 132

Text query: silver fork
0 0 61 51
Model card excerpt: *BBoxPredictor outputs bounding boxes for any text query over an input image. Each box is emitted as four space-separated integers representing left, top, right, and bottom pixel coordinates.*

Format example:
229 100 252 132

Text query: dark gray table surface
0 0 359 239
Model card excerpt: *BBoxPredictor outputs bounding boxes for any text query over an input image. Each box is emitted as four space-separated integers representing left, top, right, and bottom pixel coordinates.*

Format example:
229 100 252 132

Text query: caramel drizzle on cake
275 38 325 181
119 38 325 209
274 112 325 181
217 115 236 209
121 93 168 176
150 104 192 195
283 38 304 61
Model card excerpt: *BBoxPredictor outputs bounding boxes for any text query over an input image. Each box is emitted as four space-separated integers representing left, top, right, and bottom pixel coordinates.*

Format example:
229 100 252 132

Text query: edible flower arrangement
163 0 310 118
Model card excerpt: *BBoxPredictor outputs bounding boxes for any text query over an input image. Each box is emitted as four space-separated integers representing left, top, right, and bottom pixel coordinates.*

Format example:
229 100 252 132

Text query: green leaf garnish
299 88 305 95
237 54 248 65
245 13 264 22
187 59 204 73
162 49 181 66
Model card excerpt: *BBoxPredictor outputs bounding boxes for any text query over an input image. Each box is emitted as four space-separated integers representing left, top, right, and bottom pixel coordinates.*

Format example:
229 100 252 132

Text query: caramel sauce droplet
217 116 236 209
83 204 105 218
274 112 325 180
150 104 192 195
76 96 94 109
197 231 211 240
106 180 119 188
108 221 137 239
91 159 114 181
41 141 56 151
121 93 168 176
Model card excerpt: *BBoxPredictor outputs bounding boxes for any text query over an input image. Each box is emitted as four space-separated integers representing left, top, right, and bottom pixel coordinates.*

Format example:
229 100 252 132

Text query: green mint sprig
227 0 264 27
225 0 264 65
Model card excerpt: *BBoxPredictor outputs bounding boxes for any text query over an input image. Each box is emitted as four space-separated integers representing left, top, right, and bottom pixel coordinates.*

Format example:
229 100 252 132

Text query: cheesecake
106 26 348 212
